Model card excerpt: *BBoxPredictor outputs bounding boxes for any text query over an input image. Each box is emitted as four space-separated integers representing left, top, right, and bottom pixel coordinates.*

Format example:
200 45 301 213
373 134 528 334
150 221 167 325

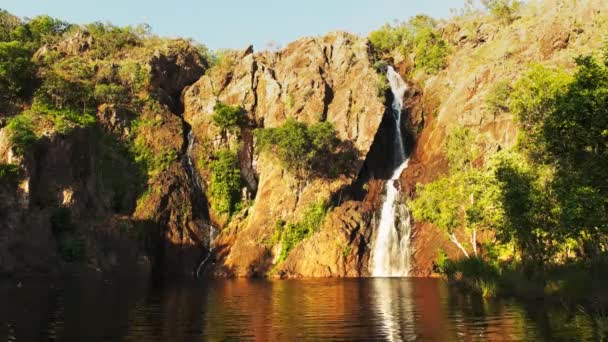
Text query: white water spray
370 66 412 277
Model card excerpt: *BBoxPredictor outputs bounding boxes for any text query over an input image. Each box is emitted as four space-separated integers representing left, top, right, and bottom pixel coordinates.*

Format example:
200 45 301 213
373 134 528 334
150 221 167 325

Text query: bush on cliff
0 41 36 106
212 101 245 135
274 201 328 263
369 15 450 74
6 114 37 155
481 0 523 24
208 148 242 216
0 163 19 184
254 118 338 177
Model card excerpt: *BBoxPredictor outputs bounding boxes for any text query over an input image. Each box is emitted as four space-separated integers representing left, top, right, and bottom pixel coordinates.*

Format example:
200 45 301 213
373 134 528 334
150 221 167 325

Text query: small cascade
196 224 218 278
182 124 216 277
370 66 412 277
185 129 203 193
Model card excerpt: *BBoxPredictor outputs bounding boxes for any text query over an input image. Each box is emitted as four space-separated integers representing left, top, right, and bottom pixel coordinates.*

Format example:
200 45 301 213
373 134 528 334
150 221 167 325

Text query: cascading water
370 66 412 277
186 129 203 193
183 125 217 277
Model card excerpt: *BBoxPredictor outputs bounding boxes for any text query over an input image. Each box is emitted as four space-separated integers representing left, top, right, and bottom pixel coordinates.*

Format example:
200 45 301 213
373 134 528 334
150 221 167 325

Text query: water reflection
0 275 600 341
373 279 416 341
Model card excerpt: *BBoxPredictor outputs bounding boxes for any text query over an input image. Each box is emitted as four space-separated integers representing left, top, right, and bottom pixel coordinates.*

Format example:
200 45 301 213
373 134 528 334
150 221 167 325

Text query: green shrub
83 22 142 58
0 163 19 184
485 80 512 115
481 0 523 24
369 15 450 74
0 10 21 42
30 101 96 134
35 72 95 112
369 23 412 53
412 27 450 74
132 137 177 177
94 83 128 104
6 114 36 155
255 119 338 176
275 201 328 263
10 15 71 48
208 148 242 215
118 61 149 93
0 40 35 105
212 101 244 134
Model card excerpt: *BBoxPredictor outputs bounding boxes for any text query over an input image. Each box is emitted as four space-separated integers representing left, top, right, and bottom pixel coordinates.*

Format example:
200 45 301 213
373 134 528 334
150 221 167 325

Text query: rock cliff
183 32 387 277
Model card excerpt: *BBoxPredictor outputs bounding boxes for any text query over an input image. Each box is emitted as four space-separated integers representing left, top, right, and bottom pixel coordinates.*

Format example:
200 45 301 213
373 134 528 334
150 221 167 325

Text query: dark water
0 275 601 341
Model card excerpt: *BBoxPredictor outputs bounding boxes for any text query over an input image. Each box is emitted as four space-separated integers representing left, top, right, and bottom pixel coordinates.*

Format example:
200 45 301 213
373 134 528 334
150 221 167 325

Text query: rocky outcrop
0 35 208 277
149 39 206 111
183 32 387 277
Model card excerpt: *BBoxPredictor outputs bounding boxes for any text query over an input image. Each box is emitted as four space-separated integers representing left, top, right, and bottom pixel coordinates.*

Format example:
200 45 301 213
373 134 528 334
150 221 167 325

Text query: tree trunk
449 233 469 258
472 228 477 256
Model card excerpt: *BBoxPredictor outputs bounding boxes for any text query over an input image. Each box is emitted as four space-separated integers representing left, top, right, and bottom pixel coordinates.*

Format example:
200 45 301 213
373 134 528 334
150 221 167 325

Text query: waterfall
183 125 217 278
186 129 203 193
370 66 412 277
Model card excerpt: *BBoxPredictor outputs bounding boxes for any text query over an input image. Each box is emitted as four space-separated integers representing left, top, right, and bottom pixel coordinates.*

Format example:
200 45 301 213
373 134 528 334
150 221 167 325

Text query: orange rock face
183 32 387 277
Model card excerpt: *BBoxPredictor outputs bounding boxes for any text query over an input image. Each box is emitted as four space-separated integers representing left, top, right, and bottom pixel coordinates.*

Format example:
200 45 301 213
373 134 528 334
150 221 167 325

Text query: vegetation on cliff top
369 15 450 74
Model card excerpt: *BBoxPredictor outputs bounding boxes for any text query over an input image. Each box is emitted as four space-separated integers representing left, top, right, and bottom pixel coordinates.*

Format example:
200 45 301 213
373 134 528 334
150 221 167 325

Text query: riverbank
436 254 608 338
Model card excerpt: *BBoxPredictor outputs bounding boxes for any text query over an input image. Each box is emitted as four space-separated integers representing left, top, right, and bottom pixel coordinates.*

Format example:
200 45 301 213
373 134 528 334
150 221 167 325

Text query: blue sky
1 0 465 50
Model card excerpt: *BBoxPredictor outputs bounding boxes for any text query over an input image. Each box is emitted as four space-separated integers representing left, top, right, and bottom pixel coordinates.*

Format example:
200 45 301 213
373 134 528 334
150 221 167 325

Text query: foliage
208 148 242 215
274 201 328 263
35 71 95 113
6 114 36 155
0 41 35 105
376 73 390 97
485 80 512 115
255 119 339 177
369 15 450 74
0 163 19 184
11 15 71 48
83 22 143 58
131 123 177 178
29 101 96 134
94 83 128 104
0 10 21 42
118 60 149 93
409 127 502 257
211 101 245 134
415 47 608 282
481 0 523 24
412 26 450 74
488 152 562 266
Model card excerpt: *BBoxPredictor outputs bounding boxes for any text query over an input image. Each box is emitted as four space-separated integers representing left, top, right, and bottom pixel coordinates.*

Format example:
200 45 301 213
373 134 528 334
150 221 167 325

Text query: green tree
0 41 35 105
413 27 450 74
488 152 561 270
11 15 71 47
255 119 338 177
369 15 449 74
481 0 523 24
0 10 21 42
211 101 245 135
409 127 502 257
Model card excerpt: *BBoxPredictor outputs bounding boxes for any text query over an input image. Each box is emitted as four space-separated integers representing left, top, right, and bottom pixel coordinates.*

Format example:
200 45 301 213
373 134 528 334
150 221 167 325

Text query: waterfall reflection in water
0 276 600 341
